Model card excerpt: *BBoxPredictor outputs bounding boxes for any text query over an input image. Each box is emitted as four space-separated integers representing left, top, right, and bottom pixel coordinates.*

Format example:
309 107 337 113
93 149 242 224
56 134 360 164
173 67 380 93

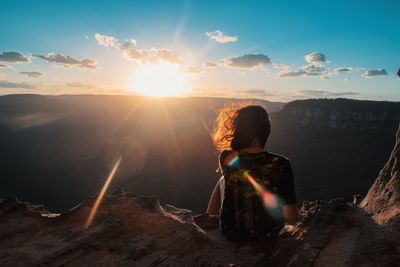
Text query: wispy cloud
362 68 387 77
224 53 271 68
240 89 274 97
179 65 203 74
273 63 289 69
156 49 184 65
35 53 97 69
0 52 30 63
19 71 42 78
334 67 354 73
295 89 359 97
0 80 36 89
66 82 95 88
278 64 327 78
278 69 307 77
203 61 217 68
206 30 238 43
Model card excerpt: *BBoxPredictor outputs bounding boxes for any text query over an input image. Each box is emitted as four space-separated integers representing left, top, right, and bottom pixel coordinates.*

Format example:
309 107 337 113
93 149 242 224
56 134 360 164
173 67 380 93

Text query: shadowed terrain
0 114 400 266
0 94 399 212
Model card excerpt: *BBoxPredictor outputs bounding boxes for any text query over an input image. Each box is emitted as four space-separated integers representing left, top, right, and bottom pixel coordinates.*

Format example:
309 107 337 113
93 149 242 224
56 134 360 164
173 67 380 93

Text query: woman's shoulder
267 152 292 167
219 150 239 166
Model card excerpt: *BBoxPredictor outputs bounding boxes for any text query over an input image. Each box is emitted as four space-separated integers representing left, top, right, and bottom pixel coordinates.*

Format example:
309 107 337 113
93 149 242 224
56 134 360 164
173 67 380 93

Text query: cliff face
361 126 400 224
276 99 400 129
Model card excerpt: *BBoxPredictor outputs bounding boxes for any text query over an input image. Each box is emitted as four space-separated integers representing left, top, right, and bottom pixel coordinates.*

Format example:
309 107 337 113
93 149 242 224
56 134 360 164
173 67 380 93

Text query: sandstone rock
1 191 399 266
361 126 400 224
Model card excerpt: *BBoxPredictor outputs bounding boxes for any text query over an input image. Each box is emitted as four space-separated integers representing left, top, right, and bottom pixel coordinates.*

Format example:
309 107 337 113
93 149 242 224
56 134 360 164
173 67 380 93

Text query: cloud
19 71 42 77
302 64 326 76
0 80 35 89
278 64 327 78
180 65 202 74
206 30 238 43
203 61 217 68
66 82 95 88
119 39 148 60
35 53 97 69
240 89 274 97
273 63 289 69
94 33 118 47
278 69 307 77
334 67 354 73
95 33 188 65
0 52 30 63
362 68 387 77
295 90 359 97
305 52 327 64
224 53 271 68
156 49 184 65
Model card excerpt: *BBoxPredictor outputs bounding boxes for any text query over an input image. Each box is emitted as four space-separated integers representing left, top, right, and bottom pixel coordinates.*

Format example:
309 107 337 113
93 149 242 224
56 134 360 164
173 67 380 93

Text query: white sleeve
219 176 225 207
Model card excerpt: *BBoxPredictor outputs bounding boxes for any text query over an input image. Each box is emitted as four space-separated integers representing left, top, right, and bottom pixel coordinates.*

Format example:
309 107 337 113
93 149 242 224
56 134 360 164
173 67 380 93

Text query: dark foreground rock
0 190 399 266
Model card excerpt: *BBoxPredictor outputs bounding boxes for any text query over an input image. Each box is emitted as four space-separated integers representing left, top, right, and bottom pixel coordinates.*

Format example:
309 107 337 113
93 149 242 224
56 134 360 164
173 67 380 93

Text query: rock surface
0 192 399 266
1 127 400 266
361 125 400 248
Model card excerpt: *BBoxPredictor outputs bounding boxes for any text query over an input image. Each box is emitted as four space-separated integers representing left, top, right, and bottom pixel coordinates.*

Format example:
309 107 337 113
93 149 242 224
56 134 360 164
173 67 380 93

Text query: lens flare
85 157 122 229
242 170 282 220
227 155 240 167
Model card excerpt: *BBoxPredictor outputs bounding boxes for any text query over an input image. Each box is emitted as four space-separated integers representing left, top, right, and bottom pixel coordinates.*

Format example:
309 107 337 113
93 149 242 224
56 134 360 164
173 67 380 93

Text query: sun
131 62 189 97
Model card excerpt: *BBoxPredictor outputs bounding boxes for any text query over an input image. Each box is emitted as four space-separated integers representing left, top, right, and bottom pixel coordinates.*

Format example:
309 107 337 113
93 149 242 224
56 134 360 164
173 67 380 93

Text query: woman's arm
282 204 298 225
207 179 221 216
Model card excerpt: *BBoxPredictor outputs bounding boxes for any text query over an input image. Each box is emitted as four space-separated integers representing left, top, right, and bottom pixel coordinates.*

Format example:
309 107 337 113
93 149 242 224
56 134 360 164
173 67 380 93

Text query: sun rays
85 157 122 229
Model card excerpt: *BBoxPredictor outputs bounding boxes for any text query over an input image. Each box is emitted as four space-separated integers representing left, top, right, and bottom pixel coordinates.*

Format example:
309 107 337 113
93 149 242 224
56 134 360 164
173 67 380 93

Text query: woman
207 104 297 241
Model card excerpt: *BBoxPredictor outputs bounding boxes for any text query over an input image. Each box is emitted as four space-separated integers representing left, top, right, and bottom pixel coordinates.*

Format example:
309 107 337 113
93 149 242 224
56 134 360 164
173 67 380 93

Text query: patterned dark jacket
218 150 296 241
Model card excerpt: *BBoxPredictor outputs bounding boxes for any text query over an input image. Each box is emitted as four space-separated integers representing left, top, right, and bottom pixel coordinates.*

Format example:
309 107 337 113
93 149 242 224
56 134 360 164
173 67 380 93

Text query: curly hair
212 103 271 152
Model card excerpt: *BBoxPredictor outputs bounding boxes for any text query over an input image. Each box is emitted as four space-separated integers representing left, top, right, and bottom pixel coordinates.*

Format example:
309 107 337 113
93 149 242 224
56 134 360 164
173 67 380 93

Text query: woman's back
207 104 298 241
219 150 296 241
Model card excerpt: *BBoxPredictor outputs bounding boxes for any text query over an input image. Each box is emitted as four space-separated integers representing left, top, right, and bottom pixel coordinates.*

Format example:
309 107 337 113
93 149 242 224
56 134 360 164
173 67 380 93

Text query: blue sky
0 0 399 101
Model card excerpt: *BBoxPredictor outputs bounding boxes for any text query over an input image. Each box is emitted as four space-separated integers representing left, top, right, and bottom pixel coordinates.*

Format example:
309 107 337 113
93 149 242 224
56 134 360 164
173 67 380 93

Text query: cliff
1 127 400 266
361 126 400 244
0 195 399 266
276 98 400 129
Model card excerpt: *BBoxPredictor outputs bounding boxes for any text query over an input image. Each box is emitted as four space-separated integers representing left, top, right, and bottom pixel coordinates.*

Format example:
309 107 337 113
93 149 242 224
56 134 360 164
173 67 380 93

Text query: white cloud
0 52 30 63
305 52 327 64
206 30 238 43
94 33 118 47
362 68 387 77
224 53 271 68
19 71 42 78
35 53 97 69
